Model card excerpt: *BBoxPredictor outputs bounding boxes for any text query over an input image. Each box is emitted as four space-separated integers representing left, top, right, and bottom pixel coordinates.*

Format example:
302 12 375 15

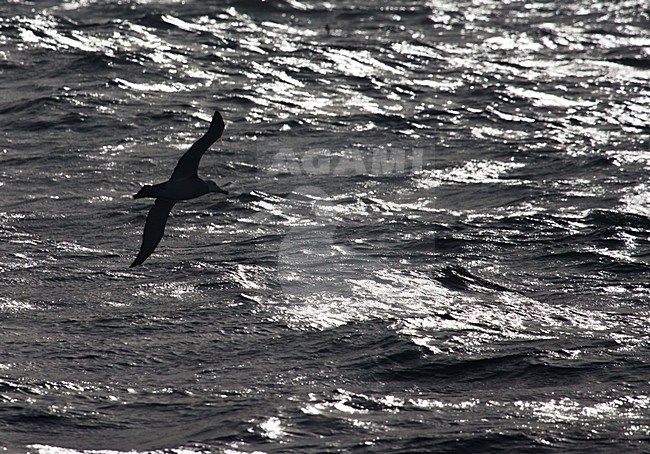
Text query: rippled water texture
1 0 649 452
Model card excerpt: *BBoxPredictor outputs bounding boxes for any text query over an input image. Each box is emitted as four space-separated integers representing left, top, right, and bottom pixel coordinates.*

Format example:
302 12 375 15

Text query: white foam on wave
416 159 526 188
29 445 203 454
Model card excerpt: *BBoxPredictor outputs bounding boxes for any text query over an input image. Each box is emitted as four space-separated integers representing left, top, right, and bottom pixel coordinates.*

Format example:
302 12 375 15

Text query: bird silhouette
130 110 228 267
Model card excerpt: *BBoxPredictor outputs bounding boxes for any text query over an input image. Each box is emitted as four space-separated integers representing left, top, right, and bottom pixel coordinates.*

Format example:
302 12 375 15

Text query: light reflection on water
0 0 649 451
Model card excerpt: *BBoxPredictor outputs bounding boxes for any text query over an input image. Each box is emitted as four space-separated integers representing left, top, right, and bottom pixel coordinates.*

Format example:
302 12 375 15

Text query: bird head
207 180 228 195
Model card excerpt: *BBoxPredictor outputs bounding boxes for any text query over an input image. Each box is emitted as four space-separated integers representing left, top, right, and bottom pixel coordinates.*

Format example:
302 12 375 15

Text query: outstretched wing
170 111 225 180
130 199 177 267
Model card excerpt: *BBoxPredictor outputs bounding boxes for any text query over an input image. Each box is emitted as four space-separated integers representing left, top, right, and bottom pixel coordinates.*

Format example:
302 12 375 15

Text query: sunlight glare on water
0 0 649 452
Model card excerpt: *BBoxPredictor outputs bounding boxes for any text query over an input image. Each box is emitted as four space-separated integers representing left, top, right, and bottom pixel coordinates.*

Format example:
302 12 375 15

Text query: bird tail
133 185 155 199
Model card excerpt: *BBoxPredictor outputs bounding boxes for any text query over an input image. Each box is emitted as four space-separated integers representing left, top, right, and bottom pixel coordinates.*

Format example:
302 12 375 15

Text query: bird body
130 110 228 268
133 177 225 201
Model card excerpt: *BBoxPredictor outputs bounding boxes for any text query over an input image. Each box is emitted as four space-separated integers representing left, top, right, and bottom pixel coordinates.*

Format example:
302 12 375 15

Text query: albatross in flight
130 110 228 267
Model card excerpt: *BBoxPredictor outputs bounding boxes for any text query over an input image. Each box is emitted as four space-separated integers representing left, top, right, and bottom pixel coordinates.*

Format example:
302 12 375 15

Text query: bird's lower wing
130 199 177 267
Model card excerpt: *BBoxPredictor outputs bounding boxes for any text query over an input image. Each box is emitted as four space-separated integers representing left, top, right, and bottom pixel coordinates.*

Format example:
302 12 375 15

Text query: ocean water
1 0 649 452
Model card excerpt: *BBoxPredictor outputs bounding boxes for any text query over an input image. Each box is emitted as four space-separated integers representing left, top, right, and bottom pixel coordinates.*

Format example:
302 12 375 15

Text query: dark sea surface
1 0 649 452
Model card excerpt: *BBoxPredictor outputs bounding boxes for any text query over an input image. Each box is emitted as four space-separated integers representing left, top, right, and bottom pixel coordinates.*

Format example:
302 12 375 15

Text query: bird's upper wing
130 199 177 267
170 111 225 180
